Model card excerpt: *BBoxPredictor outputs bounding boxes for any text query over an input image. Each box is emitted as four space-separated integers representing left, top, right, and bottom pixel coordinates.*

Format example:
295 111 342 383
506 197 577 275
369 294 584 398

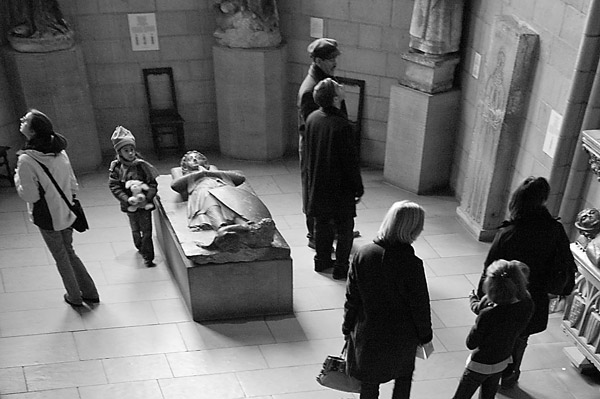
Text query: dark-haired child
108 126 159 267
452 260 533 399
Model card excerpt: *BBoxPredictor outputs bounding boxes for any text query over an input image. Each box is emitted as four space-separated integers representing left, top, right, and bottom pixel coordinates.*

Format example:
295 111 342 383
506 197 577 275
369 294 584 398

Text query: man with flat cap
297 38 348 249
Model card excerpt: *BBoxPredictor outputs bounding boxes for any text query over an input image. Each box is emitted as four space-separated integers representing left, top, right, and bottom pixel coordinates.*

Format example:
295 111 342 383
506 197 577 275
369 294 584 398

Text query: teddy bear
125 179 154 212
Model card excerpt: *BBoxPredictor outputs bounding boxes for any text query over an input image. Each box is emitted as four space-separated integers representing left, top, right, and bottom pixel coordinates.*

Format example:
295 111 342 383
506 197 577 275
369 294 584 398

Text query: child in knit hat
108 126 160 267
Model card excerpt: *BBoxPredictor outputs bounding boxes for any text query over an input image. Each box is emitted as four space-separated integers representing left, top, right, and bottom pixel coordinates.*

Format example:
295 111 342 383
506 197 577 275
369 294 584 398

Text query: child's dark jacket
109 158 158 213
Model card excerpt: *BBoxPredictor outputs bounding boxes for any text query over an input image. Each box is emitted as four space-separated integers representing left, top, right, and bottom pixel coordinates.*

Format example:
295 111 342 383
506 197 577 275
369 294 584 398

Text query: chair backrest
142 67 179 114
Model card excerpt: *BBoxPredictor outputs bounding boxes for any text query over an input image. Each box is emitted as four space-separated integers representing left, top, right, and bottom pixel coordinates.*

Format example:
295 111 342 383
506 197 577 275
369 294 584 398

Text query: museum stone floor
0 152 599 399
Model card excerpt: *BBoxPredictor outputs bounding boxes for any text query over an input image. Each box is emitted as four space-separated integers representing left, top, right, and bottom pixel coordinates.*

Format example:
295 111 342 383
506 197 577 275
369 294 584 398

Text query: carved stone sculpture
170 151 275 251
5 0 75 52
213 0 282 48
409 0 465 55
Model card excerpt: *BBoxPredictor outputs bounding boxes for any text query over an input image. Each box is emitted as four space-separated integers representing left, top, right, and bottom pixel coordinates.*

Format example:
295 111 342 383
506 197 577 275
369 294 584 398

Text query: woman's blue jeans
40 227 98 302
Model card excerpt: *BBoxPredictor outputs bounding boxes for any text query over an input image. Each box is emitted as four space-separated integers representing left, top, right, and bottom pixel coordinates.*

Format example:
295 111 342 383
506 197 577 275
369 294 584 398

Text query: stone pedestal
384 84 459 194
213 44 287 161
400 52 460 94
457 16 538 241
154 175 293 322
1 45 101 173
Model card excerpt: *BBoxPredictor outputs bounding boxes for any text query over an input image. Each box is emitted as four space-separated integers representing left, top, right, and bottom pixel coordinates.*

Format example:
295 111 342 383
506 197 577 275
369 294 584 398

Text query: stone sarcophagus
154 172 293 322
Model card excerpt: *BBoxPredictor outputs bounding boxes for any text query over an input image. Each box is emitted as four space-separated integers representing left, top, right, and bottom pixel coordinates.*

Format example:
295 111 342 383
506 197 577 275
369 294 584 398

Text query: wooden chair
142 67 185 158
0 146 14 186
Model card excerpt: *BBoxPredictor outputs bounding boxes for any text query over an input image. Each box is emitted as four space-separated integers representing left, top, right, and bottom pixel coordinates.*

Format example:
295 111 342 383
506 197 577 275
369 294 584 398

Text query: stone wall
454 0 589 212
0 7 19 175
58 0 217 156
278 0 415 167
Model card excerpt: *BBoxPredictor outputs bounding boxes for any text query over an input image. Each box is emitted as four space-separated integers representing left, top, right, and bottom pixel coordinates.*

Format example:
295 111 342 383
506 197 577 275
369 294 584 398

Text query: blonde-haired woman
342 201 433 399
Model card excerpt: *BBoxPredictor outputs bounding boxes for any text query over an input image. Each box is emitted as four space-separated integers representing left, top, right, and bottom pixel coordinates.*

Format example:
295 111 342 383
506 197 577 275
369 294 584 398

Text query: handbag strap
33 158 76 212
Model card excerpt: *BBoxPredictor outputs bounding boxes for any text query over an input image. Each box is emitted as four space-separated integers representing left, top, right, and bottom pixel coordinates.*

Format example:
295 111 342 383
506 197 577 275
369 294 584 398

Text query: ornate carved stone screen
582 130 600 180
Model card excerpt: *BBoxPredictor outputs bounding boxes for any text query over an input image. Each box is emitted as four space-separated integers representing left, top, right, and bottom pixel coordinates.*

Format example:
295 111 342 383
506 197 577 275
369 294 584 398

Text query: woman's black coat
342 240 433 383
478 209 576 335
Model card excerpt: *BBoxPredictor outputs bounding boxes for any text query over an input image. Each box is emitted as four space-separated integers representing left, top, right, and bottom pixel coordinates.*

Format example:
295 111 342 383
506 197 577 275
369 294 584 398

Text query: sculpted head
576 208 600 238
180 150 209 174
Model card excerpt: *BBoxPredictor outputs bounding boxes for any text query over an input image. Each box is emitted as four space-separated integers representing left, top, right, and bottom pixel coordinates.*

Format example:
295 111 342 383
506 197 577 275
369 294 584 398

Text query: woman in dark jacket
477 176 576 388
342 200 433 399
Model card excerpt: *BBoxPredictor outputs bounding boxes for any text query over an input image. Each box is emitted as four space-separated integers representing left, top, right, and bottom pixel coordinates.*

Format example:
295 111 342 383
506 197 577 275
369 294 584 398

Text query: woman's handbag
316 340 361 393
34 160 89 232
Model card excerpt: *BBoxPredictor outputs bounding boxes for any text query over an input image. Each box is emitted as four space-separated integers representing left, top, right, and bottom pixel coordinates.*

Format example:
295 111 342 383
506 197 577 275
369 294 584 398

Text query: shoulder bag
34 159 89 232
316 340 361 393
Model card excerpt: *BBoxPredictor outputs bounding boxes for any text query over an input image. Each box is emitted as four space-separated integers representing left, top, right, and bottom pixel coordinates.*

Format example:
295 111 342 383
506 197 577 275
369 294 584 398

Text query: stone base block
400 52 460 94
213 44 287 161
456 206 497 242
154 175 293 322
1 45 101 173
384 84 459 194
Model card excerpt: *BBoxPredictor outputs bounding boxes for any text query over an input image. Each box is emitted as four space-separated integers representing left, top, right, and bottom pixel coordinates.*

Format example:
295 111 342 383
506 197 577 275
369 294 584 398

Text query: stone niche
154 175 293 322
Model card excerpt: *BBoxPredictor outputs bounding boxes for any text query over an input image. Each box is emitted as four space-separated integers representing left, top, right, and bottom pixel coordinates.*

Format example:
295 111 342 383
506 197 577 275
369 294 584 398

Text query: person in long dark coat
477 176 576 388
297 38 345 249
342 200 433 399
305 77 363 279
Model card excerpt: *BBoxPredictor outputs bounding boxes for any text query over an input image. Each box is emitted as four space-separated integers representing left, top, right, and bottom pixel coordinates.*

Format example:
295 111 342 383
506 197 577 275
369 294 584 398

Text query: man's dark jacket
304 106 363 218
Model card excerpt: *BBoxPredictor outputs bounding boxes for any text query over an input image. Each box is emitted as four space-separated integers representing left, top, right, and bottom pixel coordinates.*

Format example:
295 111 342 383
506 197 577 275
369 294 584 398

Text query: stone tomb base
154 175 293 322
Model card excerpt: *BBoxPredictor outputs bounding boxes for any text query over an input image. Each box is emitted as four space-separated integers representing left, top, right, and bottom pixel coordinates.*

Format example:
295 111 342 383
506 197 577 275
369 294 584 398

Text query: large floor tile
102 354 173 383
427 275 474 300
0 367 26 395
24 360 106 391
0 333 79 368
0 248 50 268
259 338 340 368
79 380 164 399
167 346 268 376
0 307 85 337
295 309 345 340
0 388 80 399
236 364 323 396
431 298 476 328
80 301 159 330
424 232 490 258
425 254 486 276
74 324 186 359
177 318 276 350
159 373 245 399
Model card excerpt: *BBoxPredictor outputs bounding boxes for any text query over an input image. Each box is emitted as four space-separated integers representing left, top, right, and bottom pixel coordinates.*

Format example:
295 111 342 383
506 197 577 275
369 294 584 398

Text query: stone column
212 0 286 161
2 45 102 172
456 16 538 241
384 0 464 194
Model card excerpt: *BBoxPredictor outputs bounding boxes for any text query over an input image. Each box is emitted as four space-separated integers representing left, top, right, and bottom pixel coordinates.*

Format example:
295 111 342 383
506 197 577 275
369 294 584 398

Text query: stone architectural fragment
457 16 539 241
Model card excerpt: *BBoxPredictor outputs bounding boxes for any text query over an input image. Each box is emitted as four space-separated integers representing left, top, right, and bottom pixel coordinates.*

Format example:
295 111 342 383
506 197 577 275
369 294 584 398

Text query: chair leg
151 126 162 159
177 125 185 154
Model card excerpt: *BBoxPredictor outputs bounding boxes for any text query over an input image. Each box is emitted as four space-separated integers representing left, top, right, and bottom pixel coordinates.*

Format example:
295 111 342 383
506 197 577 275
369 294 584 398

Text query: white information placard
128 13 159 51
543 109 562 158
310 17 323 38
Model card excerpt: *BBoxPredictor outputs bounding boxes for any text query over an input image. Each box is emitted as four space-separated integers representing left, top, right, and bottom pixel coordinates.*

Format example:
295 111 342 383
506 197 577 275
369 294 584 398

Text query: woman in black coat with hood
342 200 433 399
476 176 576 388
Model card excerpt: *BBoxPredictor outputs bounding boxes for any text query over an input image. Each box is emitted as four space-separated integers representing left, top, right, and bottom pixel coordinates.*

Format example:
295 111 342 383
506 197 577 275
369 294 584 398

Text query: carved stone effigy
457 16 539 241
213 0 282 48
153 173 292 322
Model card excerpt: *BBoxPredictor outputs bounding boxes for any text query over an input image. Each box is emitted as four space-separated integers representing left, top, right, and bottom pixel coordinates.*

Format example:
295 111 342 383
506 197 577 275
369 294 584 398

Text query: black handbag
316 340 361 393
34 159 89 232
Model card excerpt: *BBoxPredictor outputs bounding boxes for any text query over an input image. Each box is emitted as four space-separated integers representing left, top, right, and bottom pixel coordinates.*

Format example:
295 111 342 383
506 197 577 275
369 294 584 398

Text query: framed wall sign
128 13 159 51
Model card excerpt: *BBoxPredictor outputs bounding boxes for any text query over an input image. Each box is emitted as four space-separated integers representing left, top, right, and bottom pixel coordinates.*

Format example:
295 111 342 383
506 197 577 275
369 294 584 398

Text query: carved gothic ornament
582 130 600 181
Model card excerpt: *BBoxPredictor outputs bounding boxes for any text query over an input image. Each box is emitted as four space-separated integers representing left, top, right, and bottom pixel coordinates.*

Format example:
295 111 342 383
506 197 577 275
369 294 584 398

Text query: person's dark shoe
144 259 156 267
64 294 84 307
82 296 100 304
314 258 333 272
332 266 348 280
500 371 520 389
